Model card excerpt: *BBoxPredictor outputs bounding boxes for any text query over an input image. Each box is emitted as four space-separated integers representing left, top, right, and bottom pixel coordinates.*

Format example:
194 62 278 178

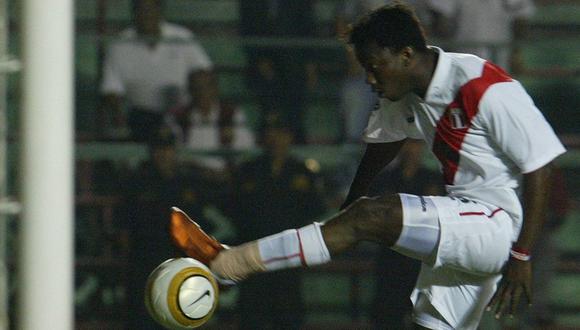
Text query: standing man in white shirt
100 0 213 141
170 4 565 329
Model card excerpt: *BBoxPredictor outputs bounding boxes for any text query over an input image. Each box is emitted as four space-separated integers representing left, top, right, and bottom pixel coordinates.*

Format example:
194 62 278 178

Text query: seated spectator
335 1 387 144
168 69 255 177
100 0 213 141
239 0 318 144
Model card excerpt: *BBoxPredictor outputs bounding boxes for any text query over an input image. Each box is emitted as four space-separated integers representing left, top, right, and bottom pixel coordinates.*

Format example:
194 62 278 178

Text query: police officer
231 113 327 329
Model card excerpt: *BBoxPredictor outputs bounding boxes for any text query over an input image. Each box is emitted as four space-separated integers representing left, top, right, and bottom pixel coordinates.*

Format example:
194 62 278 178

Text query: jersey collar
422 46 453 105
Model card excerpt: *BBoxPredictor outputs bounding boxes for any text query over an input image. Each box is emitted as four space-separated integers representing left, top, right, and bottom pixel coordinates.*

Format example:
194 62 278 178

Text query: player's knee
349 195 402 244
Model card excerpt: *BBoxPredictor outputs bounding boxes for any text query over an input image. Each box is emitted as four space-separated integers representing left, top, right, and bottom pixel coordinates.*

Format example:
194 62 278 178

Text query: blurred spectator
119 128 212 329
100 0 213 141
426 0 535 72
168 69 255 180
334 1 382 143
368 139 443 329
335 1 432 143
239 0 318 144
230 114 327 329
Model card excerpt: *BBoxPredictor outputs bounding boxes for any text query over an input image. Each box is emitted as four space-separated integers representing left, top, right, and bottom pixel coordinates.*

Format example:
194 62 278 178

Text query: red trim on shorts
459 208 504 218
296 230 307 266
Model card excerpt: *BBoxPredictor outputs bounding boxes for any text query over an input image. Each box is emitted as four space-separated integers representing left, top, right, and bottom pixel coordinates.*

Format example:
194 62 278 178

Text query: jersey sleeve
362 100 410 143
183 36 213 71
480 81 566 173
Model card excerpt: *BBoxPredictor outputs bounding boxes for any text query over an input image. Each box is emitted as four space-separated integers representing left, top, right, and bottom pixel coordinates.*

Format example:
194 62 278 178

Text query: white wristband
510 249 531 261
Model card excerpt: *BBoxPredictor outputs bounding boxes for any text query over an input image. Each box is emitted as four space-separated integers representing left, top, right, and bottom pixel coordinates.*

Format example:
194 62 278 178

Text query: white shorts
398 194 513 329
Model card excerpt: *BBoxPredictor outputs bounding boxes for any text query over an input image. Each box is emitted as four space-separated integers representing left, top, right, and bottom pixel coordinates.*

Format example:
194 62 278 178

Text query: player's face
355 43 412 101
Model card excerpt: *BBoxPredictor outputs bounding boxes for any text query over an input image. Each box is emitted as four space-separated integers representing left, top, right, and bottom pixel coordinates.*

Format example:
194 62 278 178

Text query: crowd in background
70 0 574 329
97 0 538 146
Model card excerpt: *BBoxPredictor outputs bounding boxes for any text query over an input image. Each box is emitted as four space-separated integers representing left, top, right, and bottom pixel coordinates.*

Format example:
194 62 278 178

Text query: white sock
210 223 332 282
258 222 331 272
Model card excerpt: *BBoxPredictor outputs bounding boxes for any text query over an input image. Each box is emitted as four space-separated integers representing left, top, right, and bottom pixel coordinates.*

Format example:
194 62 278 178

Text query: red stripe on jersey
459 208 504 218
432 62 512 184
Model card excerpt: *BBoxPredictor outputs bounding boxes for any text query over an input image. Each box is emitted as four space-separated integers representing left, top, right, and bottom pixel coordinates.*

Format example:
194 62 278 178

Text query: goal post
18 0 74 329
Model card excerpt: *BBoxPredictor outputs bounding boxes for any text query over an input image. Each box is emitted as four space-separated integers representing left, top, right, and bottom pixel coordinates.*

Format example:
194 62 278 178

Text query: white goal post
18 0 74 329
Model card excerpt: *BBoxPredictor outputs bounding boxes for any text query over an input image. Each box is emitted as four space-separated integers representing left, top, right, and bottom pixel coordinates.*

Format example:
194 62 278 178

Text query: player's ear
400 46 414 67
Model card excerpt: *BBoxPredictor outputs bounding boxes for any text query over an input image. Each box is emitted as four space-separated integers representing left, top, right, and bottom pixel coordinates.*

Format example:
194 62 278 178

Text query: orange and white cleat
169 207 224 266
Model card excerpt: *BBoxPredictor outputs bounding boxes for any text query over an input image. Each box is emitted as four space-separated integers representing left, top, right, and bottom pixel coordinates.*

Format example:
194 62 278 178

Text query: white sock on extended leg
210 222 331 281
259 222 331 271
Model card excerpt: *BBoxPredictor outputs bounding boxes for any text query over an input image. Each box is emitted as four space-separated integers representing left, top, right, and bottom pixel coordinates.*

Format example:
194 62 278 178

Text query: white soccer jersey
363 47 566 240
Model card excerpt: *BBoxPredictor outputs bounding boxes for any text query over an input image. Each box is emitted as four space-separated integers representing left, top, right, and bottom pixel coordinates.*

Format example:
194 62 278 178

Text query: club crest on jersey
448 107 467 129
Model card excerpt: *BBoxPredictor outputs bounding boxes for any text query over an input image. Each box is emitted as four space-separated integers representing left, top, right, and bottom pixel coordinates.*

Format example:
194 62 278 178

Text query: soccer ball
145 258 219 329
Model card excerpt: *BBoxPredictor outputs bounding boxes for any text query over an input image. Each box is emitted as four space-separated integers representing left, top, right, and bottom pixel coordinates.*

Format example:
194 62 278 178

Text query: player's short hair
349 3 428 53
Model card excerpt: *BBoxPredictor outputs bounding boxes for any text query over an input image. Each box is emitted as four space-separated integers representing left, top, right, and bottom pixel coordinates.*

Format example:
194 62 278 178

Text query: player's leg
325 193 450 330
206 194 404 281
209 193 441 282
320 194 404 254
409 196 513 329
171 194 446 328
327 193 440 262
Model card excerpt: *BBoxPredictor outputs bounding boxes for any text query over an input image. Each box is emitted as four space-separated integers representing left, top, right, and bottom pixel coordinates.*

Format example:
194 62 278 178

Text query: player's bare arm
487 163 553 318
342 140 406 209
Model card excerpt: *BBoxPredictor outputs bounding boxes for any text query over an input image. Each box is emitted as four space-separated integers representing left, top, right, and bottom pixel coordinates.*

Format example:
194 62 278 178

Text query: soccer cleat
169 207 224 266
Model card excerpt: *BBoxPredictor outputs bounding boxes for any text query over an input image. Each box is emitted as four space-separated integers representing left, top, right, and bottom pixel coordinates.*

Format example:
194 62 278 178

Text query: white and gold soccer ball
145 258 219 329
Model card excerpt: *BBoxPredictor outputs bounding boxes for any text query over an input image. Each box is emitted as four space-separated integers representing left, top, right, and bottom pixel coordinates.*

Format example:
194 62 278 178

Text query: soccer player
170 4 565 329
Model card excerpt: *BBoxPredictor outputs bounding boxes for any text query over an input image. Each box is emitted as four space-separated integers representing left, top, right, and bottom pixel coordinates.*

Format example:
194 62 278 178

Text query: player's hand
487 258 532 319
169 207 224 266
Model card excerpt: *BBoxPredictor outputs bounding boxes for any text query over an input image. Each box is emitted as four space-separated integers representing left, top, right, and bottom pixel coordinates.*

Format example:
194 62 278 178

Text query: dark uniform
121 145 211 330
232 152 326 330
